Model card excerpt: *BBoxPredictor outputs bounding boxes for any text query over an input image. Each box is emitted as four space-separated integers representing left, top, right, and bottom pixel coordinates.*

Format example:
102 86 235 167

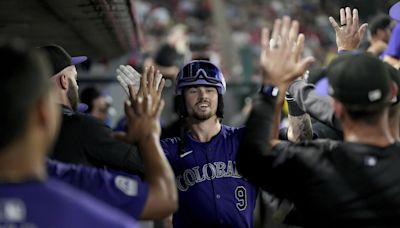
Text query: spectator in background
383 1 400 69
39 44 144 177
0 39 137 228
367 14 394 56
80 86 113 127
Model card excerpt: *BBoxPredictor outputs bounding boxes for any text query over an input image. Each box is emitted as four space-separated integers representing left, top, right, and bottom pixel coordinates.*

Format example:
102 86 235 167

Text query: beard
192 111 214 121
189 100 216 121
67 78 79 111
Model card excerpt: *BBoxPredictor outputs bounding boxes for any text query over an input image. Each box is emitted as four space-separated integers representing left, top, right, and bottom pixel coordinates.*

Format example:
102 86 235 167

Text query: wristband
285 92 305 116
260 85 279 97
337 49 349 55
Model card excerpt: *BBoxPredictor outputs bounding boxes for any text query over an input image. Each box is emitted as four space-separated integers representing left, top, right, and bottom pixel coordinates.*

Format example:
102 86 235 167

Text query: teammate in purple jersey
161 60 258 228
0 40 138 227
47 159 148 219
0 178 139 228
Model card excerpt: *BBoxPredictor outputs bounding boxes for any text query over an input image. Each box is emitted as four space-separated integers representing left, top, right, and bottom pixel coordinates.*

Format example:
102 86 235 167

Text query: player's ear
333 99 344 120
59 74 69 90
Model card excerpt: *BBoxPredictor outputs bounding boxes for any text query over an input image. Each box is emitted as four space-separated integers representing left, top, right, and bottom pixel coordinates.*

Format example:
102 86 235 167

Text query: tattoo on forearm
287 114 313 142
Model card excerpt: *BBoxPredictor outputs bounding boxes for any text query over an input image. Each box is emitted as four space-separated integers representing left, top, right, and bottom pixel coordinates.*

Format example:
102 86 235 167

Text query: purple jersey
161 125 258 228
0 178 138 227
47 159 149 219
384 23 400 58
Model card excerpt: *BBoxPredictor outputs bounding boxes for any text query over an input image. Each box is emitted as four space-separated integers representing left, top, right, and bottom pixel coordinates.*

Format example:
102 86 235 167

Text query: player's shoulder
160 137 180 158
0 179 137 227
274 139 340 158
161 137 181 147
44 178 137 227
220 124 245 138
339 141 400 154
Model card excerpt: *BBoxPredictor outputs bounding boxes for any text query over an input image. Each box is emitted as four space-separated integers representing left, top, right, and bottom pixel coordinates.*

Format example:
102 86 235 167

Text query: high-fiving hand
328 7 368 51
113 66 165 144
116 65 163 97
260 16 315 87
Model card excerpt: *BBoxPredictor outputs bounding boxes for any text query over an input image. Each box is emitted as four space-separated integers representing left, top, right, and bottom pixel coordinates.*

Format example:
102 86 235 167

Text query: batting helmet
175 60 226 118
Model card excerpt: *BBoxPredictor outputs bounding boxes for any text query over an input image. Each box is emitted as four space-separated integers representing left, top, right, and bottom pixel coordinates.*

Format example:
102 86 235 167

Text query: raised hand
260 16 315 87
135 66 165 113
116 65 164 96
329 7 368 51
116 65 142 96
113 66 165 144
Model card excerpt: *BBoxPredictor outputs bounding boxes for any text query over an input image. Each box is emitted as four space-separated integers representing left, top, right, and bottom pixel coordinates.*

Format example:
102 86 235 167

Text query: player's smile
196 101 211 110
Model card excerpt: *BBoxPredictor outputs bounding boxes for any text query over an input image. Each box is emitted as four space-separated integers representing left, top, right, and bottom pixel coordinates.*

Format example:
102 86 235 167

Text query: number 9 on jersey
235 186 247 211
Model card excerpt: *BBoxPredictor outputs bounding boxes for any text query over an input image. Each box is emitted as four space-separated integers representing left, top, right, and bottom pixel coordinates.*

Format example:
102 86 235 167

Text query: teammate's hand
328 7 368 52
116 65 142 96
113 66 165 144
260 16 315 86
116 65 164 96
135 66 165 113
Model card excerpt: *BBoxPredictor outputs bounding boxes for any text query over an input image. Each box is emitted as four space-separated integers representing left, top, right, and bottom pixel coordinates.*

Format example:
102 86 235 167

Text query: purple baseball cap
39 44 87 76
390 2 400 22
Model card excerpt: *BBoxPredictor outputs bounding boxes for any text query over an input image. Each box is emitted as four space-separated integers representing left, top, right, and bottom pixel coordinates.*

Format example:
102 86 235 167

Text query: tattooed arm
286 93 313 142
287 114 313 142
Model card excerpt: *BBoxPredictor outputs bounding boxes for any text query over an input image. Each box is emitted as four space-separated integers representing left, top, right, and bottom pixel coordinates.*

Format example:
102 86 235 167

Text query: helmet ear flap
216 94 224 118
175 95 188 118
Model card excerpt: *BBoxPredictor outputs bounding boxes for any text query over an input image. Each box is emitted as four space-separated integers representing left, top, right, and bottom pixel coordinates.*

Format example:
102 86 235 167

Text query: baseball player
0 39 138 228
237 16 400 227
48 65 177 220
161 60 258 227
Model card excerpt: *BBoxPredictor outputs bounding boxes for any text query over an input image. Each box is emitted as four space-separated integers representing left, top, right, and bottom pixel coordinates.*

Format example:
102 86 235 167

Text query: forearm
271 85 288 139
287 114 313 142
47 159 148 219
122 146 145 176
286 91 313 142
288 80 342 131
83 119 145 176
237 94 277 187
138 133 177 219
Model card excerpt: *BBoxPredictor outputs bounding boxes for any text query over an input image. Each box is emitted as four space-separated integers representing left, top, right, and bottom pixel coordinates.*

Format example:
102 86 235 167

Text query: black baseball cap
327 53 391 106
38 44 87 76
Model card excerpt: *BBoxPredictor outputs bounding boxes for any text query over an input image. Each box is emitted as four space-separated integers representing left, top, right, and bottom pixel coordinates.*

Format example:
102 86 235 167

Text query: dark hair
369 14 392 36
344 102 388 124
0 39 51 151
80 86 101 113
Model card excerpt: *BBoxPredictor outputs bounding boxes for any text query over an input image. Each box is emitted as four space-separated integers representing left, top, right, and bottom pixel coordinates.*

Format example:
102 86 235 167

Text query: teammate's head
80 86 110 122
368 14 393 43
327 53 391 124
38 44 87 111
0 39 60 154
175 60 226 119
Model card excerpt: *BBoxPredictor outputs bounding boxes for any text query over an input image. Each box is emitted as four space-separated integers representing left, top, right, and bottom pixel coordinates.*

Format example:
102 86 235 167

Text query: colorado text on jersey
176 160 242 191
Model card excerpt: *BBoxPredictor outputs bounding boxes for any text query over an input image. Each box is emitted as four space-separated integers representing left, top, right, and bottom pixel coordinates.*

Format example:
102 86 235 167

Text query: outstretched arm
114 66 176 219
286 7 367 132
285 93 313 142
237 17 314 192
